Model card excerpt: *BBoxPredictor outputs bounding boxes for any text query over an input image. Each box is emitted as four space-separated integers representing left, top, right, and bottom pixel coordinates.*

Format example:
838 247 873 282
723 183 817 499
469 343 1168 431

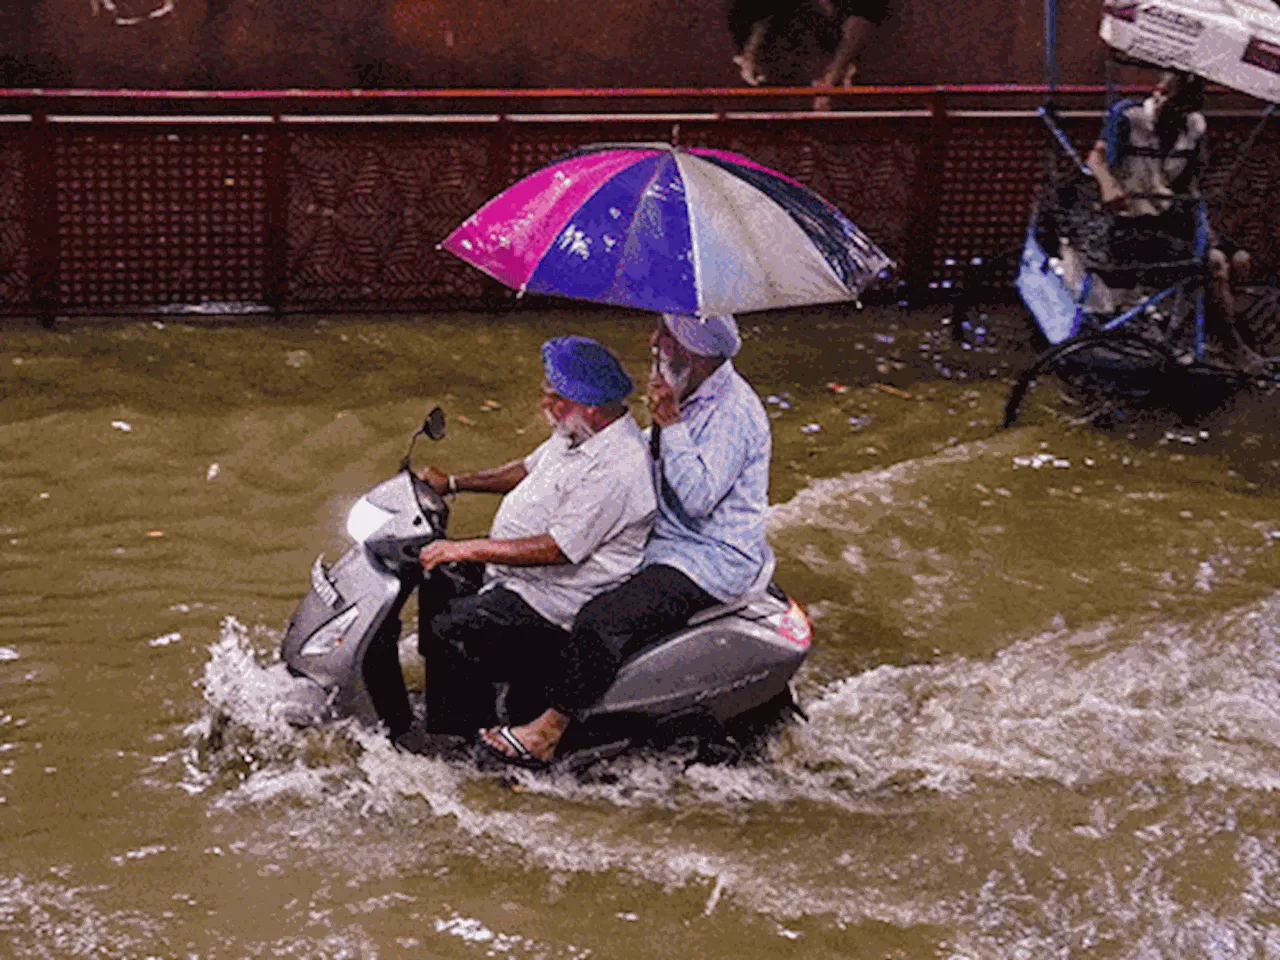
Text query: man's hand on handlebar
417 465 450 496
420 539 477 573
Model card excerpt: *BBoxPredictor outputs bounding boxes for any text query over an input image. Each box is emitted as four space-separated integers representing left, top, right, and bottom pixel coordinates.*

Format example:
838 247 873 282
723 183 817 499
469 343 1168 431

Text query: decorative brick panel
54 126 269 311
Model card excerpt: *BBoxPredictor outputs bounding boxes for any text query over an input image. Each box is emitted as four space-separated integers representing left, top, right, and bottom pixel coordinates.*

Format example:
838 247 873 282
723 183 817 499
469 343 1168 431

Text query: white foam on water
195 616 311 743
433 914 594 959
767 442 982 535
185 596 1280 946
0 874 159 958
513 593 1280 818
781 596 1280 796
183 616 363 799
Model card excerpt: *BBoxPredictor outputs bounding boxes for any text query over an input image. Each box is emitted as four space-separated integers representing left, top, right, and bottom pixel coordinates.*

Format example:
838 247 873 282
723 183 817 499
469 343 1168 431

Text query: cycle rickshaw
992 0 1280 426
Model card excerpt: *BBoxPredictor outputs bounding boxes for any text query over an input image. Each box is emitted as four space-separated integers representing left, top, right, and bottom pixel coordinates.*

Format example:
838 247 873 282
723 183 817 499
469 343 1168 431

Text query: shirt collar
680 360 734 410
567 410 638 457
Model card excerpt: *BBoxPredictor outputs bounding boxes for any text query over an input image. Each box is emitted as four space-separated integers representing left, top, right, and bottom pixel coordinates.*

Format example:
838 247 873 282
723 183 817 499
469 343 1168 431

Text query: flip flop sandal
476 726 551 771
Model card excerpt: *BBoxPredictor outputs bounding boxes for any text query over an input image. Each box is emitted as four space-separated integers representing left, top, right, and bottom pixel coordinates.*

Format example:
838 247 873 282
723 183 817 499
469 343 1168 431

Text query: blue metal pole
1194 286 1206 359
1045 0 1058 97
1101 283 1182 333
1039 107 1092 176
1194 199 1210 358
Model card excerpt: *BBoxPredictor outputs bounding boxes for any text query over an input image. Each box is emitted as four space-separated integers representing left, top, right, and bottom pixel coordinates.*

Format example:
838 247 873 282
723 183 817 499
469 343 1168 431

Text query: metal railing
0 86 1275 320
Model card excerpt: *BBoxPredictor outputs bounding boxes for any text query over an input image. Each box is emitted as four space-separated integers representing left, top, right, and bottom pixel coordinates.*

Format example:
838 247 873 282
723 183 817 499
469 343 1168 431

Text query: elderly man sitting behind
479 313 772 767
413 335 656 741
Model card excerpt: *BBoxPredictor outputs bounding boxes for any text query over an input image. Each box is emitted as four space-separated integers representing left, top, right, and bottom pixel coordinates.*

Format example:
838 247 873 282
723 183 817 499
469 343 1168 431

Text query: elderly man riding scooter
479 312 773 768
412 336 656 742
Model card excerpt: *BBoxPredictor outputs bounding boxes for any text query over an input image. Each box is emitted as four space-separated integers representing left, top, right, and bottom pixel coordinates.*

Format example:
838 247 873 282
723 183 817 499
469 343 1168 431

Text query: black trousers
547 565 718 717
419 569 569 735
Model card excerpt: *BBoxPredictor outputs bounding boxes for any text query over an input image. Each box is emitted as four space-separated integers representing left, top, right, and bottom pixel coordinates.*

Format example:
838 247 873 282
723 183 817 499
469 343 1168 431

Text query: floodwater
3 305 1280 958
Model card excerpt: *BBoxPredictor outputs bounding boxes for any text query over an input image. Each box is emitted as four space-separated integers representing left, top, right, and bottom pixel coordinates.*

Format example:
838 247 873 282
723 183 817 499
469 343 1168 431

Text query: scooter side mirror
423 407 446 441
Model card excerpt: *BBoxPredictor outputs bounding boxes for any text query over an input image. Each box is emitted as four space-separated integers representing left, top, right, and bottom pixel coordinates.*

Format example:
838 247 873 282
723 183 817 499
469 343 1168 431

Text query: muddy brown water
3 305 1280 958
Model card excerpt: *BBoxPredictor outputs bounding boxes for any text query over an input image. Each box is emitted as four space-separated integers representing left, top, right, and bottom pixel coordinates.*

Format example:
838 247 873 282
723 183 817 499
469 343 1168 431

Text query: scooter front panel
282 546 403 726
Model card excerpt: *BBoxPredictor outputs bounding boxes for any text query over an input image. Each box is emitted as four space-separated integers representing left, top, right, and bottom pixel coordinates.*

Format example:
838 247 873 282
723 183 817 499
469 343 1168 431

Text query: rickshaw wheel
1004 333 1179 428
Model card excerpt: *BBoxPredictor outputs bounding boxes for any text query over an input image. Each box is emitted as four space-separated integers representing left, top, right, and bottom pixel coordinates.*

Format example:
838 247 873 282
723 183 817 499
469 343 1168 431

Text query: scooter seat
685 555 778 627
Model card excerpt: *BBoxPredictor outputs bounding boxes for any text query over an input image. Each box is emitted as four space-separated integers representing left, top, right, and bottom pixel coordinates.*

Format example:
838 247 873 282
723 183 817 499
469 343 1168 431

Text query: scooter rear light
775 598 812 649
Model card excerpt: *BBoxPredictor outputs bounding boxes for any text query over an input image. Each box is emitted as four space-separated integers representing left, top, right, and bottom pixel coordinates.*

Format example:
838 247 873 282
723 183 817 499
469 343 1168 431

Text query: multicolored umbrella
441 143 893 316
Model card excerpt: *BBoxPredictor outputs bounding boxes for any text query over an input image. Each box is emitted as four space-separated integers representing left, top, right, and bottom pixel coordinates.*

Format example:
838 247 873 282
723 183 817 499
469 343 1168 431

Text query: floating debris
455 414 476 426
148 632 181 648
848 415 871 431
147 530 165 538
825 381 848 394
0 647 18 662
481 399 502 411
1013 453 1070 469
800 423 822 434
874 384 912 400
206 463 220 481
111 420 133 432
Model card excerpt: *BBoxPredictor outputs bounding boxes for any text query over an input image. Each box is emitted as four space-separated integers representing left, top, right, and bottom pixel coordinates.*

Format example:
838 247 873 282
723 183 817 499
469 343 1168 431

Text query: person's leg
729 0 778 84
480 566 718 762
1208 247 1236 329
1207 247 1265 369
813 11 876 109
423 585 567 736
736 19 772 84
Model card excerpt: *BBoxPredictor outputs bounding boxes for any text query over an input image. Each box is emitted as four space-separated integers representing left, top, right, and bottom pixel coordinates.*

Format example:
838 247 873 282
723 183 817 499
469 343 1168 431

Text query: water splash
183 591 1280 947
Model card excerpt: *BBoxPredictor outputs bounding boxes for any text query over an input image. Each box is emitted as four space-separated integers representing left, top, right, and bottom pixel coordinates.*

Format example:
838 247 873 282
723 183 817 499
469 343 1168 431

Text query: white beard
656 354 692 399
546 408 595 446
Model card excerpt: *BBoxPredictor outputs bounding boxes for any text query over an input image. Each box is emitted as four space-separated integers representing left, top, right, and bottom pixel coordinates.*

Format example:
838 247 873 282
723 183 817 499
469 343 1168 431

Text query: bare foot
480 708 569 763
733 54 764 86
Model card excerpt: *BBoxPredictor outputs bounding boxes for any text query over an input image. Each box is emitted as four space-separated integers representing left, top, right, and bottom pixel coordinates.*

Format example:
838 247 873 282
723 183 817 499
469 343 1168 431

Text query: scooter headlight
346 497 394 543
299 605 360 657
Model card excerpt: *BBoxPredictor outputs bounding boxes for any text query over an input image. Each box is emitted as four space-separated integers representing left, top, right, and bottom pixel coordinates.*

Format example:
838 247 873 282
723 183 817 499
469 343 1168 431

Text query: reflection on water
2 309 1280 958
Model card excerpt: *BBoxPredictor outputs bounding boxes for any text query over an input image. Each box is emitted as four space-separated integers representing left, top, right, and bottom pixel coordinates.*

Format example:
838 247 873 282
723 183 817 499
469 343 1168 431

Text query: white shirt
485 413 657 630
1104 96 1206 218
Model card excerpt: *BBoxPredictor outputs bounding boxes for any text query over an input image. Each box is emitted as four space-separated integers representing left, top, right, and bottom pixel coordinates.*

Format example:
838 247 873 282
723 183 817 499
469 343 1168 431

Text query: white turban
662 313 742 358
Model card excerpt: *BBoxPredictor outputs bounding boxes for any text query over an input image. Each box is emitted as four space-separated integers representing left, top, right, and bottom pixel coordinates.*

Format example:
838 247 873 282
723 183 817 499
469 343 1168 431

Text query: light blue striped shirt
644 360 773 602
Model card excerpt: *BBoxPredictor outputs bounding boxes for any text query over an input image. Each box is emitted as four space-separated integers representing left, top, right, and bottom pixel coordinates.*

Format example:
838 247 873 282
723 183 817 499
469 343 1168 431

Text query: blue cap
541 336 634 406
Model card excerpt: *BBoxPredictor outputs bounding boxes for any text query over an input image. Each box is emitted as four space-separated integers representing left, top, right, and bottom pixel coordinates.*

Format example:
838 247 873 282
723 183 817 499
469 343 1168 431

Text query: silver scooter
273 408 811 770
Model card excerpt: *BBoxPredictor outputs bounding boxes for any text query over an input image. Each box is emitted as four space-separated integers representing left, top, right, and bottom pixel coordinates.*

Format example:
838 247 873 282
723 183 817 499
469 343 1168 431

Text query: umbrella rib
673 152 705 318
